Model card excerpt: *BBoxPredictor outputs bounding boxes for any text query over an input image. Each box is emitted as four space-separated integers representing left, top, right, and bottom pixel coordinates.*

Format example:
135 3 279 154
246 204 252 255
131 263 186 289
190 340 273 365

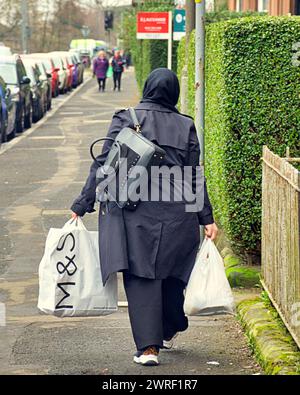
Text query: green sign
173 9 186 41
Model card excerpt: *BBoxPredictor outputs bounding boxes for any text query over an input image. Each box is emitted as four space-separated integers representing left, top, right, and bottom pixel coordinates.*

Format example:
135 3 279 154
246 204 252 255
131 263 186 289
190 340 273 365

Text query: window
258 0 269 12
52 56 63 69
42 59 52 72
296 0 300 15
0 64 17 85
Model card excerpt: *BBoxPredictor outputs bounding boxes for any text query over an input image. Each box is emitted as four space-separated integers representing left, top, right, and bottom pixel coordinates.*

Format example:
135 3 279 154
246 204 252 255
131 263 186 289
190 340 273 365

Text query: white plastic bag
38 218 118 317
184 238 235 316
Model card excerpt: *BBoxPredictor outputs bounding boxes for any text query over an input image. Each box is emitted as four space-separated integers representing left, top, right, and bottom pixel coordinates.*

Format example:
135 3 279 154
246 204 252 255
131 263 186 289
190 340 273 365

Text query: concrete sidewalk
0 70 261 375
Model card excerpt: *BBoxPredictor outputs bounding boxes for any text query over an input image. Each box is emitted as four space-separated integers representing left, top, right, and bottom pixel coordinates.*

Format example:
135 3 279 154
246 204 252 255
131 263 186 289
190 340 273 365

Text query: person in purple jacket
93 51 109 92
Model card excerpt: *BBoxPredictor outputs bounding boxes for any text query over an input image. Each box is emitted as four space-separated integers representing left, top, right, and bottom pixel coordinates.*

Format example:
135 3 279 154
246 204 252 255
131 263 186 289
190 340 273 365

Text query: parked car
69 53 83 87
73 53 84 85
0 55 32 133
79 50 91 68
49 53 68 94
0 83 5 144
23 55 51 113
21 58 45 123
57 53 73 91
69 50 84 85
66 54 78 88
29 53 57 99
0 45 12 56
37 61 52 110
0 75 17 143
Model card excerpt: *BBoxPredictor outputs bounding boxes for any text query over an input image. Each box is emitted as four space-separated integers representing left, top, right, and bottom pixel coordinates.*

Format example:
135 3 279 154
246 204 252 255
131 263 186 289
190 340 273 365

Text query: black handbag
90 107 166 210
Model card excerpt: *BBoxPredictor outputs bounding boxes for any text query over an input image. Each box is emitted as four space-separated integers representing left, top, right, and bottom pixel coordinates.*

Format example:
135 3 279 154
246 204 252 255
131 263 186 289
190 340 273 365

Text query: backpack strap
129 107 141 133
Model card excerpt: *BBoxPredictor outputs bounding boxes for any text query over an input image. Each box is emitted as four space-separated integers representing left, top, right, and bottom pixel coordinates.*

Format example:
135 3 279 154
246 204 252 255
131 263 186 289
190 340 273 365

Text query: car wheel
0 115 7 144
32 101 39 123
24 104 32 128
39 101 43 119
47 97 52 110
40 102 44 119
16 105 24 133
8 122 16 141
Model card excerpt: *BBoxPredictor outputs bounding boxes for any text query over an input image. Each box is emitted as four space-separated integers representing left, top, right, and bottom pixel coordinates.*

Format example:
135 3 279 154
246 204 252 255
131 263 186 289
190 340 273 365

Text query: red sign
137 12 170 40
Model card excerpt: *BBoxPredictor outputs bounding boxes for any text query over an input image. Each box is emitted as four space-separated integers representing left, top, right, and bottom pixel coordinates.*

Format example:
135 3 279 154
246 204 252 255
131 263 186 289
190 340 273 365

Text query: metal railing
261 145 300 348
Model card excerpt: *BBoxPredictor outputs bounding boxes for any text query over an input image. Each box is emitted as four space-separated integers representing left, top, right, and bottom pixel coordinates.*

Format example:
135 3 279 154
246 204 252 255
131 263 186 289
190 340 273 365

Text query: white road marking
82 119 111 124
29 136 65 140
60 111 84 115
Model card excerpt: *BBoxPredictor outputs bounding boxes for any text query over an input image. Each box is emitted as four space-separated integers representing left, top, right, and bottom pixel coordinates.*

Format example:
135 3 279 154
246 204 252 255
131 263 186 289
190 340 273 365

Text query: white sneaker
133 347 159 366
162 333 179 349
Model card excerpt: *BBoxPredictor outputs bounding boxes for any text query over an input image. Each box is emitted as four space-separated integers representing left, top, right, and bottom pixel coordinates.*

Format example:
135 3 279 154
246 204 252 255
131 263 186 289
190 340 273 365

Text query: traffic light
104 11 114 31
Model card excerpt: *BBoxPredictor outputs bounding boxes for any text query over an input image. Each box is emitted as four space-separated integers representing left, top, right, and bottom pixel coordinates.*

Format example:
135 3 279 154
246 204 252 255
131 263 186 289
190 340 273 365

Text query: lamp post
81 25 90 53
195 0 205 167
21 0 29 53
195 0 206 242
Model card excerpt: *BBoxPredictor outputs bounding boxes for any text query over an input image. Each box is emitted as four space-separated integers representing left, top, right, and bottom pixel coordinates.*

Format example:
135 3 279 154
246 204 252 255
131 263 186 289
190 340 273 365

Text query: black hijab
141 68 180 113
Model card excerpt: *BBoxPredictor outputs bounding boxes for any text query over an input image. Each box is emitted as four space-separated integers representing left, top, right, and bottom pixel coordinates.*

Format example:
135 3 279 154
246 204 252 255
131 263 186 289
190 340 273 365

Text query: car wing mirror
21 76 31 84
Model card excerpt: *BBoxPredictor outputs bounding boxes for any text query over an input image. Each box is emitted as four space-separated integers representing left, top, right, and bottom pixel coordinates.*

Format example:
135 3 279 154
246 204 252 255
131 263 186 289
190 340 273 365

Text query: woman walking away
111 50 125 91
71 68 218 367
93 51 109 92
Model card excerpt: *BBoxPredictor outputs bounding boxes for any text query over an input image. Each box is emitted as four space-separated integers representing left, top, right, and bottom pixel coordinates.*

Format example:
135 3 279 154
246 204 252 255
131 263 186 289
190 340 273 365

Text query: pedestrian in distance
93 50 109 92
71 68 218 367
124 51 131 69
111 50 125 91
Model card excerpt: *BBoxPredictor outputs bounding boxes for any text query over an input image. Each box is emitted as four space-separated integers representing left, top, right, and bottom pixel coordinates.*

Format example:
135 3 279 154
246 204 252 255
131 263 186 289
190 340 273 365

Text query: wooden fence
261 146 300 348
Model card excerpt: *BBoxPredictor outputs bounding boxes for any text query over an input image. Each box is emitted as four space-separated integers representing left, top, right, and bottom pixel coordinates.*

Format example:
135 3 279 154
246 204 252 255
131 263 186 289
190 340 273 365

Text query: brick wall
227 0 236 11
227 0 297 14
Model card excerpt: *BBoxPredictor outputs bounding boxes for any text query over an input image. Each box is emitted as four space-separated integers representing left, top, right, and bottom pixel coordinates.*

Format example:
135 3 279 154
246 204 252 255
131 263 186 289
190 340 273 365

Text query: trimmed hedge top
205 10 267 24
204 17 300 257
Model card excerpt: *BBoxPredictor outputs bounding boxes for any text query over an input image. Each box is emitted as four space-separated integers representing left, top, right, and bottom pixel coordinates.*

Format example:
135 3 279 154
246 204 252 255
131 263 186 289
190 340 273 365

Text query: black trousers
123 272 188 351
97 77 106 91
113 71 122 91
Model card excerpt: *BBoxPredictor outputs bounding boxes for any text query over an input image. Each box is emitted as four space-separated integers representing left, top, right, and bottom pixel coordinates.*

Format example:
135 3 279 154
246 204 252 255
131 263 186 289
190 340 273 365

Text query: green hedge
121 2 178 93
181 17 300 258
203 17 300 258
187 30 196 118
177 11 265 115
205 10 267 24
176 35 185 111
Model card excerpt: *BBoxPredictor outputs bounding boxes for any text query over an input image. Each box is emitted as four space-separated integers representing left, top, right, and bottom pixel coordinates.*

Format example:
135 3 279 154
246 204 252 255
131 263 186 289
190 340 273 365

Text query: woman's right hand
204 222 218 241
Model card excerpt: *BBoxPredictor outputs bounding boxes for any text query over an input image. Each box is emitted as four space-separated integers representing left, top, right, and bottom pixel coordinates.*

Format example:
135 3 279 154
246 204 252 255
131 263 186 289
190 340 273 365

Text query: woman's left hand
71 211 79 219
204 223 218 241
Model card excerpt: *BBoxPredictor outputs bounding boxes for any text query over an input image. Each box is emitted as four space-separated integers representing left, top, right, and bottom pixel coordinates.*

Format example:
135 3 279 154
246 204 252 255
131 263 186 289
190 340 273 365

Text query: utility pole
21 0 29 54
167 10 173 70
195 0 205 167
180 0 195 113
195 0 206 242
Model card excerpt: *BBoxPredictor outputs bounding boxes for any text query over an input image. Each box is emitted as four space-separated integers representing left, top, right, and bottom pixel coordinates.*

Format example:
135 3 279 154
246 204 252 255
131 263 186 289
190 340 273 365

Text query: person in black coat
111 50 125 91
71 68 218 366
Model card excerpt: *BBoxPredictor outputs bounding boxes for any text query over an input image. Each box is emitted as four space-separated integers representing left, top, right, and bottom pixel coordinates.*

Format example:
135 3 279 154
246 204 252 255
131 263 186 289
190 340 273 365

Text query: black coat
111 56 125 73
71 102 214 285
